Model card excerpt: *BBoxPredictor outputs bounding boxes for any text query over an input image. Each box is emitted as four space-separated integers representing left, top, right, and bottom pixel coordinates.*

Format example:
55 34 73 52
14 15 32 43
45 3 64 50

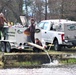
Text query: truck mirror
35 29 41 33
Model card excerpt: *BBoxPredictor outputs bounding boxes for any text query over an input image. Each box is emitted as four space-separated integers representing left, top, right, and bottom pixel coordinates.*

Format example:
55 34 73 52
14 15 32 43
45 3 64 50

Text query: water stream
43 49 59 66
44 50 52 62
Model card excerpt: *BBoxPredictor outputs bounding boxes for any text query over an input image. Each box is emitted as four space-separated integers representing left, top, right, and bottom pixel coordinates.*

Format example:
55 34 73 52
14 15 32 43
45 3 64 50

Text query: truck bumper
62 39 76 46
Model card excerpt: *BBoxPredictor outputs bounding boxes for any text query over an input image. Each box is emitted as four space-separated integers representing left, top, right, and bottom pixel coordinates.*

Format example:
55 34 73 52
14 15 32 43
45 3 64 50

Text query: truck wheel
5 42 11 53
54 40 61 51
67 46 72 48
0 42 6 52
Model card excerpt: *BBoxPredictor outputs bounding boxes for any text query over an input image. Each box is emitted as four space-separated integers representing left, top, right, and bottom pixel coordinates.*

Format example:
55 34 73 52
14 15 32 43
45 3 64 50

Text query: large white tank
5 26 30 45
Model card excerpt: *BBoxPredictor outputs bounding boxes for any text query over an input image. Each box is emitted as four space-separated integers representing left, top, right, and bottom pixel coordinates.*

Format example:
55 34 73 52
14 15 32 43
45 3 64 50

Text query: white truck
36 19 76 51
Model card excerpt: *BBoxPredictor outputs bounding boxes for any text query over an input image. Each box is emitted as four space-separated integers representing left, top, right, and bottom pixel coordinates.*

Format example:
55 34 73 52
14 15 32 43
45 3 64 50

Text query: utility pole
45 0 47 20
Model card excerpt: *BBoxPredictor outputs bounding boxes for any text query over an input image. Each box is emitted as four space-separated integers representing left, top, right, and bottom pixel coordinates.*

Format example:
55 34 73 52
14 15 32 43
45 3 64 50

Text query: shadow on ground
1 46 76 54
11 48 33 53
48 46 76 53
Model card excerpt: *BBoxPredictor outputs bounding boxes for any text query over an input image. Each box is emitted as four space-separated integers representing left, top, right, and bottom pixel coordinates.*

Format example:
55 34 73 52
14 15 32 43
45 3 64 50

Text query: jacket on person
0 16 6 27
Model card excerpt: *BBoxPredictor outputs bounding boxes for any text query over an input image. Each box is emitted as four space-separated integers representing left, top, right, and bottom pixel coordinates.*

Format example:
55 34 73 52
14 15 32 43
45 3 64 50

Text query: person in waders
28 18 36 43
0 13 7 40
33 38 43 52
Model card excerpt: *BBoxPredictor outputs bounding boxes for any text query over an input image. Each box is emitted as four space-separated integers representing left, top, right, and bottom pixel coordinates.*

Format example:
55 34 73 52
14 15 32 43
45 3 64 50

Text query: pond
0 65 76 75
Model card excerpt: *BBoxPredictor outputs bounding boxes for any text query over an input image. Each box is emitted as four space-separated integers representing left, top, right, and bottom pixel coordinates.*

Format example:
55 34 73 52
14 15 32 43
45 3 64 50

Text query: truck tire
5 42 11 53
67 46 72 48
0 42 6 52
54 40 61 51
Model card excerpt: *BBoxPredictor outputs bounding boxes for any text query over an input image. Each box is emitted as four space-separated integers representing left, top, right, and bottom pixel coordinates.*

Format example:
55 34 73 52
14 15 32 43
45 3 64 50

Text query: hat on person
31 18 35 21
0 13 4 17
35 38 39 40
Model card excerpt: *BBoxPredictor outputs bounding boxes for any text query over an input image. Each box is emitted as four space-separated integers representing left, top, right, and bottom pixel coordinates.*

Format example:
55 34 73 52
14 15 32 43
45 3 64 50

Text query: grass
14 61 41 66
4 59 76 68
60 58 76 64
5 61 41 68
0 61 4 68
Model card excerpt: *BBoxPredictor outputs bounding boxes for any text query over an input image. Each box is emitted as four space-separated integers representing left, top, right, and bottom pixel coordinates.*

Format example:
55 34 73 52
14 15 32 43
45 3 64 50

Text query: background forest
0 0 76 24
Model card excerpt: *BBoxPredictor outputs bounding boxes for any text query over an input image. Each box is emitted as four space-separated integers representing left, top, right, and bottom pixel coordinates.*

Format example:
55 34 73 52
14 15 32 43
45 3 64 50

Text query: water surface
0 65 76 75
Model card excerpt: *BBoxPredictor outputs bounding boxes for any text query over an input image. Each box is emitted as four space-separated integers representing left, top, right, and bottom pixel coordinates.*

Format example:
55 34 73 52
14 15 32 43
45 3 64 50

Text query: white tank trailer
0 16 42 52
0 26 41 52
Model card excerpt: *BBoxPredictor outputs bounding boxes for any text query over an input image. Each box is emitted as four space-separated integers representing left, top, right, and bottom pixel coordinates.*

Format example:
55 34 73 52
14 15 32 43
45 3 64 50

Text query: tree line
0 0 76 24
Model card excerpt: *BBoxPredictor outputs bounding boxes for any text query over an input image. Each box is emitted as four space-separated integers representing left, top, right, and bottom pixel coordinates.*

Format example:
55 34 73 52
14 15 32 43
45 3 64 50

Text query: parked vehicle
36 19 76 51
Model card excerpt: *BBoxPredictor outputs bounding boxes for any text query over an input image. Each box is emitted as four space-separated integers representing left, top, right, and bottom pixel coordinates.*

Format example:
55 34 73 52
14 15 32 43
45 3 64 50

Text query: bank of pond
0 52 76 68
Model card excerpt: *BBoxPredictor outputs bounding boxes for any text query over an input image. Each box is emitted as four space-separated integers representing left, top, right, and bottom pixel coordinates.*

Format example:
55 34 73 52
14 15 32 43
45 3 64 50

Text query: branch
0 0 11 12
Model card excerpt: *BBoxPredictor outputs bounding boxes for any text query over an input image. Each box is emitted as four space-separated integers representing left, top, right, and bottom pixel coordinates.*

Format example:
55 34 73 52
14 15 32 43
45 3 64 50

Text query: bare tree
0 0 76 23
48 0 76 20
0 0 23 23
30 0 44 22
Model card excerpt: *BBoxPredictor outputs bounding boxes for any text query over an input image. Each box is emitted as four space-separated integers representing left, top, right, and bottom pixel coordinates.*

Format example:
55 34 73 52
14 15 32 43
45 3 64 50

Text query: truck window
67 24 76 30
37 22 44 29
54 23 63 31
43 22 49 30
50 22 54 30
